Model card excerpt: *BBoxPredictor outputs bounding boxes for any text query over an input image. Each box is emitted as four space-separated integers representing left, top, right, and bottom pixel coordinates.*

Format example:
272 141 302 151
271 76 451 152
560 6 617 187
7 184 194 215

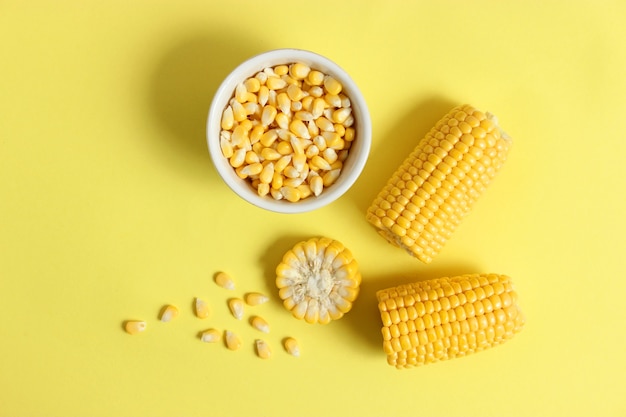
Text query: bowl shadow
148 32 267 181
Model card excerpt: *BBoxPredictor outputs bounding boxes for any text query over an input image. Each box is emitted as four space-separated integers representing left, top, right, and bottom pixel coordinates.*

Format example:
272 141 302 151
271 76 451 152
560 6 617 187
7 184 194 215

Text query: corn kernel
270 187 283 200
250 315 270 333
324 93 342 108
258 85 269 106
289 119 311 139
275 112 290 129
255 339 272 359
311 155 332 171
274 64 289 76
159 305 179 322
332 107 352 124
260 147 282 161
240 162 263 177
266 76 287 90
195 298 210 319
124 320 147 335
274 155 291 173
322 168 341 187
214 271 235 290
283 337 300 357
257 182 270 196
220 135 234 158
281 186 301 202
323 75 342 95
290 63 311 80
287 84 305 101
221 106 234 130
229 148 246 168
277 92 291 115
234 82 247 103
200 328 221 343
231 100 247 122
307 70 324 85
228 298 245 320
245 292 269 306
244 77 260 93
224 330 242 351
310 175 323 196
261 105 277 126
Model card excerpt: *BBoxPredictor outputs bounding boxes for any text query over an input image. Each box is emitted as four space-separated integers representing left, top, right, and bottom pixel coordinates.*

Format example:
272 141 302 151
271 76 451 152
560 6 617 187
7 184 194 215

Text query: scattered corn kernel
219 63 356 202
255 339 272 359
195 298 211 319
276 237 361 324
377 273 525 369
245 292 269 306
225 330 242 351
124 320 147 335
214 271 235 290
228 298 245 320
200 328 221 343
283 337 300 357
250 316 270 333
159 305 179 322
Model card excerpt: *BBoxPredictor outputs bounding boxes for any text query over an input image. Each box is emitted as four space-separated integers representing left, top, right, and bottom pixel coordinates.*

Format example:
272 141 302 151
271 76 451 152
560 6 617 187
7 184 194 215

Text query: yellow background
1 1 625 416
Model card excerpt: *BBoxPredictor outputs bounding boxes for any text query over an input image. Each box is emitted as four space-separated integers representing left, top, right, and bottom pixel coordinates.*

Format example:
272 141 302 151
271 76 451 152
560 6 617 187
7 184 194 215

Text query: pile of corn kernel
123 271 300 359
219 63 356 202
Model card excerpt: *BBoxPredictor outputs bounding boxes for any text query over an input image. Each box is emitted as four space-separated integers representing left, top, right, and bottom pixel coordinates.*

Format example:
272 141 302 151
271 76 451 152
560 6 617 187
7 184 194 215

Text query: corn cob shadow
349 96 457 214
149 32 267 181
343 262 480 352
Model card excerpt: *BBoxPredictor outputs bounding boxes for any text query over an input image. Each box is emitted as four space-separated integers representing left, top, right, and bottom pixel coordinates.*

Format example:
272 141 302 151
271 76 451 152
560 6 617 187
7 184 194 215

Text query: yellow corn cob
275 237 361 324
366 104 512 263
377 273 524 369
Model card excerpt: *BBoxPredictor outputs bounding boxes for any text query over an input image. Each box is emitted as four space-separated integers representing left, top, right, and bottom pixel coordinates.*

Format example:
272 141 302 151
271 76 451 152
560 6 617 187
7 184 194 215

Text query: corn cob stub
276 237 361 324
377 273 525 369
366 104 512 264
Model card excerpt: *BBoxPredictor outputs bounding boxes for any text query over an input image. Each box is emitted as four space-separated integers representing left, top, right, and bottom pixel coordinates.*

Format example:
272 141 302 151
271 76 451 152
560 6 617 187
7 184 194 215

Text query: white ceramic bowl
206 48 371 214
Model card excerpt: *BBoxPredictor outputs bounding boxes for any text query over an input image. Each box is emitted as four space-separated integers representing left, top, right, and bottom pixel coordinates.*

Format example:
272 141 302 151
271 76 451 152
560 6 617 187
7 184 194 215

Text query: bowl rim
206 48 371 214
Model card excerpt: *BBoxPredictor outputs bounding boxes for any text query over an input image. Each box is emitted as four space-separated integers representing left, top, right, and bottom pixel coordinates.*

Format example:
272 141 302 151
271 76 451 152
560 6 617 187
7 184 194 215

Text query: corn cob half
377 273 524 369
366 104 512 263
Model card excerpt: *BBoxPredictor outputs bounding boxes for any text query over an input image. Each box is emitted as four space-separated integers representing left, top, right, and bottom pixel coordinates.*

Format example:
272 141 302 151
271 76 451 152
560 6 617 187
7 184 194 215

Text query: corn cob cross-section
377 273 524 369
276 237 361 324
366 104 512 264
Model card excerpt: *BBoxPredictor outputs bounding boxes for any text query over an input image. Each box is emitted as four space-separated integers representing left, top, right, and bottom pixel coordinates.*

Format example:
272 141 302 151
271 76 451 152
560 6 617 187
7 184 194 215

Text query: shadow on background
342 260 481 352
349 96 457 213
149 33 265 181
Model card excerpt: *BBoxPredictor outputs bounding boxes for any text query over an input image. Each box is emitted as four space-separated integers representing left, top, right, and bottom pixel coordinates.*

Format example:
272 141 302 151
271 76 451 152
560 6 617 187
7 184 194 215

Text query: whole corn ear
366 104 512 263
377 273 524 369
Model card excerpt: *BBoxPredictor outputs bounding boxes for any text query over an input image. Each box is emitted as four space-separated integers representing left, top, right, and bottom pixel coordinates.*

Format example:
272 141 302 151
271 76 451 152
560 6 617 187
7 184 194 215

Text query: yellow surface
1 1 625 416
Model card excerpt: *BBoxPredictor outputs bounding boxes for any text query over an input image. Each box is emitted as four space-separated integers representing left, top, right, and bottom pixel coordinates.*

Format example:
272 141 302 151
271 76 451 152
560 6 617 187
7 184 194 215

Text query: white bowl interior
207 49 371 214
